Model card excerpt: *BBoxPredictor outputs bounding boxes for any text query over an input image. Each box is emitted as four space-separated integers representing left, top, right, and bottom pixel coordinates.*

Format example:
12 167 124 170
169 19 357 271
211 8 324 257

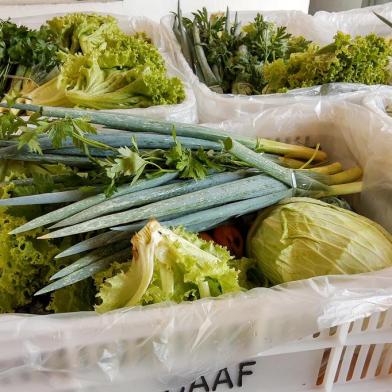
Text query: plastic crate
0 308 390 391
1 90 392 392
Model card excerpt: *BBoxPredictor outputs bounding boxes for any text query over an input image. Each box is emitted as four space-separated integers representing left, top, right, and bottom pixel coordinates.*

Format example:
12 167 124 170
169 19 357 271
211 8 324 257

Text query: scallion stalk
35 247 131 296
50 240 130 281
0 102 327 161
39 175 289 238
224 138 329 192
10 172 178 235
0 186 101 206
52 171 251 228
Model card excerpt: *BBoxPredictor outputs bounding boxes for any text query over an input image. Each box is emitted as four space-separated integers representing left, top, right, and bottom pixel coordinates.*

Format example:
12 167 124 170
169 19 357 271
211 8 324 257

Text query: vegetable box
160 10 392 123
11 14 198 123
0 98 391 392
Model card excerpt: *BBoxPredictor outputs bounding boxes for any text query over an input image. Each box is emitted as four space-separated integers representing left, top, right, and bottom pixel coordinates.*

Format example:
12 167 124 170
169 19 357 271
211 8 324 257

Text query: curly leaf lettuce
95 221 240 313
46 13 120 54
0 210 61 313
32 13 185 109
57 54 184 109
263 32 392 93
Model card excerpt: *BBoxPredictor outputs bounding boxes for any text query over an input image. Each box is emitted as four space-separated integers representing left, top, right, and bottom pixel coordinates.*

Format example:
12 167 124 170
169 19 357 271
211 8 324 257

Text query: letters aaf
164 361 256 392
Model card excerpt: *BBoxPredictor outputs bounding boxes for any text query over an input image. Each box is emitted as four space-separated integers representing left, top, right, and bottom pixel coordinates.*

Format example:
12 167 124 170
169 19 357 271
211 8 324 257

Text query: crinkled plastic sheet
314 2 392 37
11 14 198 123
1 270 391 392
205 98 392 233
160 10 392 123
1 100 392 391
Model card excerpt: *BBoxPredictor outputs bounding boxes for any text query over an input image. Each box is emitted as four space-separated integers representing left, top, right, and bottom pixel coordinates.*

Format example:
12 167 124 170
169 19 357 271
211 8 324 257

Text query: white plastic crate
1 95 392 392
0 307 390 391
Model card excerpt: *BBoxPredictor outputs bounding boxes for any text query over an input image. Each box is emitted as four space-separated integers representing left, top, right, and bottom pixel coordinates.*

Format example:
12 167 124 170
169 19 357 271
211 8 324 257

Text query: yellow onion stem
328 167 363 185
326 181 363 196
256 138 327 161
309 162 343 175
278 156 308 169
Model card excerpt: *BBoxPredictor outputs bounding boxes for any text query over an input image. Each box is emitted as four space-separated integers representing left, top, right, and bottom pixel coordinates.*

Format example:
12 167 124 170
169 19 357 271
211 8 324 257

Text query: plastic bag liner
1 99 392 391
11 14 198 123
160 10 392 123
314 2 392 37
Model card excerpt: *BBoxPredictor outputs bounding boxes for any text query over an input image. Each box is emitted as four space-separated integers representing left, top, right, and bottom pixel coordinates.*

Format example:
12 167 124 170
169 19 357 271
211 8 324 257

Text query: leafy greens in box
1 13 185 110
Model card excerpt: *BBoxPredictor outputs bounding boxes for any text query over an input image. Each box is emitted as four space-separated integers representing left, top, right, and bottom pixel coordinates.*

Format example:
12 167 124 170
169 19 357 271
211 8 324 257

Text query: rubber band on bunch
290 170 298 196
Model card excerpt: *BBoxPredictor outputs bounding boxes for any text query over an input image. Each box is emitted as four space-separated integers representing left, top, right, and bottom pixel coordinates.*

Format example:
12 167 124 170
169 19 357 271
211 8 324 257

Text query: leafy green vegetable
55 55 184 109
0 204 62 313
95 221 240 312
30 13 185 109
46 13 120 55
0 20 59 99
230 257 268 290
47 279 95 313
174 7 310 94
263 32 392 93
247 197 392 285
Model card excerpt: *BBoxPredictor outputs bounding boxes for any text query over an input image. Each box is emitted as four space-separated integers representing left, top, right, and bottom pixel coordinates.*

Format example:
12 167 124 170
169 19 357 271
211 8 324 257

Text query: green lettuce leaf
0 210 61 313
47 279 95 313
46 13 120 54
95 221 240 313
263 32 392 93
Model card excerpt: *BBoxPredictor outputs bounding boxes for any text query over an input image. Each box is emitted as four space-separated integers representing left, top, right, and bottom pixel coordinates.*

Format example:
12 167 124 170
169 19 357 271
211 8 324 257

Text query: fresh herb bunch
173 5 310 94
0 20 60 98
174 4 392 95
0 108 246 196
0 108 104 155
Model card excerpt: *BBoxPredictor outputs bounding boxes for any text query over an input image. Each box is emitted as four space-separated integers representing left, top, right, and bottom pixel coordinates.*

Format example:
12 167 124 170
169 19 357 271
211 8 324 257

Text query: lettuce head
95 221 241 313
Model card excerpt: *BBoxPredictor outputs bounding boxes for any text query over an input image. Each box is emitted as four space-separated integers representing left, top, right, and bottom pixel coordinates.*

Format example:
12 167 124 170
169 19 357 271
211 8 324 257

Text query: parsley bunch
0 109 244 196
0 20 60 99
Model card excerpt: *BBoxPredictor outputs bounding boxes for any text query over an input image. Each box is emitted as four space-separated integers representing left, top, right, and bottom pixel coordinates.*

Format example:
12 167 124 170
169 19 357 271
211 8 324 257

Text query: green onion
9 172 178 235
52 171 250 228
6 153 93 167
115 188 293 232
50 240 130 281
39 175 289 238
0 102 327 160
54 230 135 259
224 138 329 192
327 167 362 185
35 247 130 296
177 0 194 67
192 20 221 88
0 186 101 205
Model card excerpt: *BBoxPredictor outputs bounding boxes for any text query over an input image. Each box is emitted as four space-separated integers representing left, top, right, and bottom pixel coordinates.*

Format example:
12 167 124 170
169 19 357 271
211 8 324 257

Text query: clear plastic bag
314 3 392 37
11 14 198 123
1 99 391 392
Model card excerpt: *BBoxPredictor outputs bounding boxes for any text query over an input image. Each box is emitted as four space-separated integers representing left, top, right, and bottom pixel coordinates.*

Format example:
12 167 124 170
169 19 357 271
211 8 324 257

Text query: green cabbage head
247 197 392 285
